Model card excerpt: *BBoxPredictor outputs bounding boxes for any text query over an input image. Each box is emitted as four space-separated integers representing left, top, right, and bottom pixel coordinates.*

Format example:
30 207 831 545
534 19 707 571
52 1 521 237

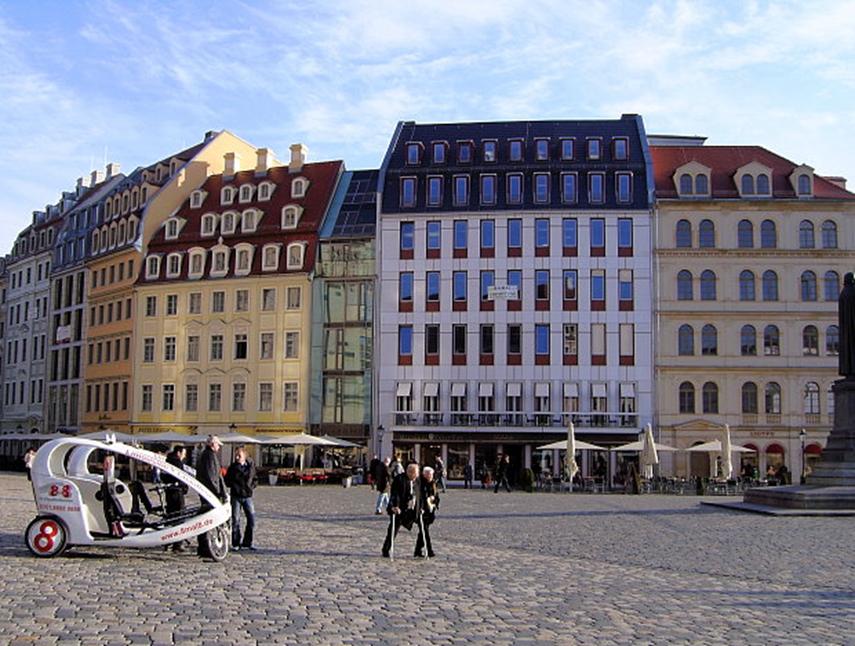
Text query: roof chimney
824 176 847 190
90 169 104 186
289 143 308 173
76 177 89 189
255 148 274 176
105 162 120 178
204 130 217 141
224 152 239 178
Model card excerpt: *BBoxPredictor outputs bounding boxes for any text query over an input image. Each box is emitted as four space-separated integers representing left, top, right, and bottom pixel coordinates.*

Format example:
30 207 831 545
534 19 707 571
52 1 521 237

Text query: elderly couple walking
381 463 440 559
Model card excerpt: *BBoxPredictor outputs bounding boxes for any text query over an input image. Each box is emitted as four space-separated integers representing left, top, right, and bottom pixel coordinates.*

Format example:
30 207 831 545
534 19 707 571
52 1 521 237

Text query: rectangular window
535 270 550 301
509 139 524 161
480 175 497 205
507 174 522 204
620 323 634 364
507 270 522 303
426 271 440 303
143 338 155 363
535 138 549 160
480 324 494 356
283 383 299 411
427 176 442 206
453 324 466 356
426 221 441 256
535 218 550 252
618 218 633 254
285 331 300 358
401 177 416 207
235 289 249 312
453 220 467 257
561 173 578 204
259 383 273 411
591 323 606 364
187 335 199 362
508 324 522 356
590 218 605 254
534 173 550 203
507 218 522 252
591 269 606 307
162 384 175 411
535 324 550 357
141 385 152 412
210 335 224 361
617 172 632 203
187 292 200 314
563 324 578 356
260 332 274 360
589 173 605 204
563 218 578 255
480 271 495 302
613 137 629 160
406 143 420 165
164 336 176 361
145 296 156 317
458 141 473 163
480 219 495 253
399 272 414 303
563 270 577 301
425 324 440 357
432 142 446 163
453 271 467 302
619 269 633 309
212 291 225 313
234 334 248 360
587 138 601 160
185 384 198 411
262 288 276 311
166 294 177 315
453 175 469 206
560 138 575 160
483 140 497 162
232 383 246 412
208 384 222 411
398 325 413 357
400 221 415 257
286 286 301 309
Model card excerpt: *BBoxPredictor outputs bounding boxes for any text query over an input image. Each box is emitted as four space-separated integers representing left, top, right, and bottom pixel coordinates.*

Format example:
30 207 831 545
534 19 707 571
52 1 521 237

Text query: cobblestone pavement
0 473 853 645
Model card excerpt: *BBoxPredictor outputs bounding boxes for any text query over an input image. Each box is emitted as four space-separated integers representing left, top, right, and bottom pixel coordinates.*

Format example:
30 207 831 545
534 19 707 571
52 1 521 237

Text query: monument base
741 484 855 511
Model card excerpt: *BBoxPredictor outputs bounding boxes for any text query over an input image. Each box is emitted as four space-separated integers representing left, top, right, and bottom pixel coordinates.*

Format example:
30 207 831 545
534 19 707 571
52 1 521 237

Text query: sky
1 0 854 255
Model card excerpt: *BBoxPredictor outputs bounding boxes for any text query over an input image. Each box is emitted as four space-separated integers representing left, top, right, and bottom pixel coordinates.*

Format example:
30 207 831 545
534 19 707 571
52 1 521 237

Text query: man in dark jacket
416 466 440 558
225 446 257 550
382 463 421 558
196 435 226 556
374 456 391 514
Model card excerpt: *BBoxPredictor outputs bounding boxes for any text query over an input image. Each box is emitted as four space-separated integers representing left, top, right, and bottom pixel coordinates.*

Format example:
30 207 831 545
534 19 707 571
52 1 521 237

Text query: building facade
310 169 378 444
133 145 343 464
376 116 656 483
651 141 855 478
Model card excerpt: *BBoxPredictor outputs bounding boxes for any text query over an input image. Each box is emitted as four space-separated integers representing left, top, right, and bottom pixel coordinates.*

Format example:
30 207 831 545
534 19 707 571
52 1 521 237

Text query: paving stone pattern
0 474 852 645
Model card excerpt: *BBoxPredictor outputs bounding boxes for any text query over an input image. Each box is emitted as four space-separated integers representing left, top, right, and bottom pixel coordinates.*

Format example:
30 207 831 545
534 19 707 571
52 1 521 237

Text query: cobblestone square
0 473 853 645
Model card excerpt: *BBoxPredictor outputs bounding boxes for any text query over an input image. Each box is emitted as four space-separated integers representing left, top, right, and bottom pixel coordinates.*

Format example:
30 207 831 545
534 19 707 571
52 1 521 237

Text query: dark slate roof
379 115 652 213
651 146 855 200
321 169 378 239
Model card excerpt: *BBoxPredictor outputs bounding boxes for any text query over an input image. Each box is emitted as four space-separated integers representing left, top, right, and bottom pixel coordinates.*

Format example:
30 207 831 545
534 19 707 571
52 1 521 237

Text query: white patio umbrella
640 423 659 479
565 421 579 481
610 439 680 452
134 431 199 444
721 424 734 479
319 435 361 448
537 439 608 451
686 440 755 453
219 432 272 444
262 433 336 470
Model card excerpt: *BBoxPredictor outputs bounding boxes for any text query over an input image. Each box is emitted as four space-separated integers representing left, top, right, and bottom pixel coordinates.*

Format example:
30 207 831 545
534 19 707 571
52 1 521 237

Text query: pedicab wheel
199 523 229 562
25 516 69 558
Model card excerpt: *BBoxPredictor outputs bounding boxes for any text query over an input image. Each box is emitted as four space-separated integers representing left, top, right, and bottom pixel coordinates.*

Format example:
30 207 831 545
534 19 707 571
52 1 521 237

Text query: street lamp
800 428 807 485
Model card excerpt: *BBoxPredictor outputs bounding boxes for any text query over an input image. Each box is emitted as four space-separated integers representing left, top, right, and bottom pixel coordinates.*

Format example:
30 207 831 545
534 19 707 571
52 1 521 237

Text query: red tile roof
650 145 855 200
141 160 343 283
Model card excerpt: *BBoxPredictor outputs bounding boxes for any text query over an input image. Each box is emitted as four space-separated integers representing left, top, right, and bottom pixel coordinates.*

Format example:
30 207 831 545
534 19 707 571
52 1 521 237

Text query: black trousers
414 520 434 556
494 475 511 492
382 512 419 554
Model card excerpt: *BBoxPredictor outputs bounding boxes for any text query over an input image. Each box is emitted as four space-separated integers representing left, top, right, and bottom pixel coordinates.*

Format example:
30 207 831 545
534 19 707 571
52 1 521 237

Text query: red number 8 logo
62 485 71 498
33 521 58 553
49 484 59 497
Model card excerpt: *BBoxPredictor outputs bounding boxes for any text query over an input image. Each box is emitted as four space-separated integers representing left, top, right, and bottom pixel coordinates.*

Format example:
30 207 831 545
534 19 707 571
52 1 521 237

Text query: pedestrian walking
463 462 473 489
389 455 404 478
368 454 381 490
493 454 511 493
225 446 257 551
434 456 447 493
196 435 226 556
382 463 421 558
23 447 37 481
415 466 440 558
375 456 391 514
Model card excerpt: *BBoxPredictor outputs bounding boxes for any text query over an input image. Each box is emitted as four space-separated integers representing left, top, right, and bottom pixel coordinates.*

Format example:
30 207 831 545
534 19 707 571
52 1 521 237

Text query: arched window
803 382 820 415
676 219 692 248
760 219 777 248
677 270 693 300
799 220 815 248
802 325 819 355
739 270 755 301
679 174 693 194
678 324 694 356
742 382 758 414
679 382 695 414
764 325 780 356
827 325 840 355
756 173 770 195
740 325 756 356
695 174 709 194
738 220 754 248
762 270 778 301
798 173 811 195
822 220 838 249
765 382 782 414
825 271 840 301
118 221 126 244
801 270 817 301
286 242 305 269
701 324 717 355
700 270 716 300
92 231 100 252
702 382 719 413
741 174 755 195
699 219 715 248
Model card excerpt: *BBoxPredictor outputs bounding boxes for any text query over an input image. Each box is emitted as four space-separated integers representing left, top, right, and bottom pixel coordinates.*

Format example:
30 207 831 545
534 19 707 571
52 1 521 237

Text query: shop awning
535 383 550 398
396 382 412 397
451 382 467 397
479 383 494 397
592 383 607 398
423 382 439 397
506 382 522 397
620 383 635 397
563 383 579 398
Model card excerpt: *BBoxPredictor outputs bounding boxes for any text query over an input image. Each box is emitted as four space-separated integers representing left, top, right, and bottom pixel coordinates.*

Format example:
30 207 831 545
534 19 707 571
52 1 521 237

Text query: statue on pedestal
839 272 855 379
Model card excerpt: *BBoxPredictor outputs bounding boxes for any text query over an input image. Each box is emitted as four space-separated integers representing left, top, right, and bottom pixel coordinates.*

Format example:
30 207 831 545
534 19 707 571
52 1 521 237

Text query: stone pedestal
740 378 855 513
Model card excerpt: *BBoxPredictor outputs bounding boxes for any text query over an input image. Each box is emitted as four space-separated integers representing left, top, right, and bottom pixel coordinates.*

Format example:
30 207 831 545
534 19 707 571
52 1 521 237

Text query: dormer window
201 213 217 236
587 138 602 160
221 211 237 235
262 244 280 271
127 216 138 241
613 137 629 160
166 252 182 278
109 223 117 247
457 141 473 163
131 189 139 209
211 248 229 276
242 209 259 233
281 205 302 229
188 249 205 278
221 186 235 205
92 231 100 252
432 142 446 164
235 244 253 275
741 175 755 195
165 219 180 240
239 184 255 203
291 177 308 198
406 143 421 165
118 221 126 244
535 138 549 161
695 174 709 194
483 140 497 162
286 242 305 270
560 138 575 160
509 139 524 162
258 182 273 201
679 174 693 194
190 190 206 208
145 255 161 279
756 173 770 195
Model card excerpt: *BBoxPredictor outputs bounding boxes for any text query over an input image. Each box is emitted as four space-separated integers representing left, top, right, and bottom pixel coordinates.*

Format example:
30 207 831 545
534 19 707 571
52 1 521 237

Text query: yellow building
82 131 260 436
651 141 855 479
131 145 344 465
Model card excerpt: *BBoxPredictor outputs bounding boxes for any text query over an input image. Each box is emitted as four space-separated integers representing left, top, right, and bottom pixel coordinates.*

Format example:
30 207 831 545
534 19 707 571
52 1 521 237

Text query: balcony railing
394 411 639 429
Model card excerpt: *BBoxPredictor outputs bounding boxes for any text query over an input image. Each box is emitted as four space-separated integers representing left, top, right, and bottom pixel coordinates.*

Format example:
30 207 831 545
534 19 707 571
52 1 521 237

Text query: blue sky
1 0 854 255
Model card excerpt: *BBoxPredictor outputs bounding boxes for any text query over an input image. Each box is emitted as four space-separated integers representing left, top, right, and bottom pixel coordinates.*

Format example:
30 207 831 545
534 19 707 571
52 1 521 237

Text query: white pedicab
24 435 231 561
